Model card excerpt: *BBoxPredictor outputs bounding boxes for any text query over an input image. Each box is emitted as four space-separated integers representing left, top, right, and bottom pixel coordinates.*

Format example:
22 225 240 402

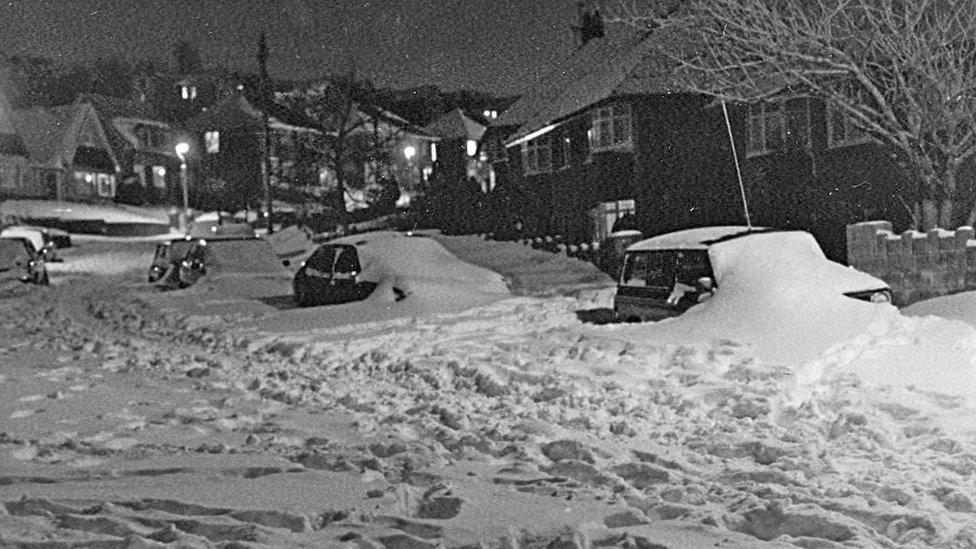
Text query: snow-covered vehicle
148 224 260 285
0 225 70 261
152 234 287 290
0 236 49 285
613 226 891 322
291 243 363 306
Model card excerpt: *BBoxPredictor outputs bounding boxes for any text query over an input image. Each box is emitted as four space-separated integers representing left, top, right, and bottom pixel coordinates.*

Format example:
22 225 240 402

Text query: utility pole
257 32 274 234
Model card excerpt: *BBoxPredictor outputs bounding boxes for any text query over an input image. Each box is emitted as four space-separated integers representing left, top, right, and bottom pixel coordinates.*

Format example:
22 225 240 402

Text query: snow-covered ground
1 229 975 547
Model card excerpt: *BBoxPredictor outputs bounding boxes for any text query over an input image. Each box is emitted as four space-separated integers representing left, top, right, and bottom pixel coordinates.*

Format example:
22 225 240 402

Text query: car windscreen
202 239 285 274
620 251 674 288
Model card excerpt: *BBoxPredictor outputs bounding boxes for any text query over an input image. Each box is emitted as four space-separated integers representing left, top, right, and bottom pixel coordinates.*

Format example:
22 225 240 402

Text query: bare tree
607 0 976 229
280 71 406 223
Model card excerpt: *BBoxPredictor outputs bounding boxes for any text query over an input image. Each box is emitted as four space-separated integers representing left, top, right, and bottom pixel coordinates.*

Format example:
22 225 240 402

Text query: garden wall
846 221 976 305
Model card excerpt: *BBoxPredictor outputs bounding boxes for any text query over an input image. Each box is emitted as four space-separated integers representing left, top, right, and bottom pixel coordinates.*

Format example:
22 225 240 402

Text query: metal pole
180 162 189 212
262 116 273 234
721 100 752 229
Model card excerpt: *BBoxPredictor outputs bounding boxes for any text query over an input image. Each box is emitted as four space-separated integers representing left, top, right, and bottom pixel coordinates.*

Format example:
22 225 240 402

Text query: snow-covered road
1 231 975 547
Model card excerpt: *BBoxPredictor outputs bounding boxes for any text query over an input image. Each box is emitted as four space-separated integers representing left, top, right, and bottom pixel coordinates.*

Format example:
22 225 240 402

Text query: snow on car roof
625 226 772 251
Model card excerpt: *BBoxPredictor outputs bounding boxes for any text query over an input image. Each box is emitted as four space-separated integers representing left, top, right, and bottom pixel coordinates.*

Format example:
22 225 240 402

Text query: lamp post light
175 141 190 231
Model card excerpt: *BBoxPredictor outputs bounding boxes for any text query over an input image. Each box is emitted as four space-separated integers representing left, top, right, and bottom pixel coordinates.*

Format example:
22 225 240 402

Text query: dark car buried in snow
292 243 363 306
613 226 892 323
0 236 49 286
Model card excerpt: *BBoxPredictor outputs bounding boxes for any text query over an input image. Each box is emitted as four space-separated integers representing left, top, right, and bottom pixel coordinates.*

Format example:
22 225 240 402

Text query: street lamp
175 141 190 231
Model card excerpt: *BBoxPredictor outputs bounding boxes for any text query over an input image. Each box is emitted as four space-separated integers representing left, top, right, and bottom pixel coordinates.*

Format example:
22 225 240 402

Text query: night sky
0 0 580 95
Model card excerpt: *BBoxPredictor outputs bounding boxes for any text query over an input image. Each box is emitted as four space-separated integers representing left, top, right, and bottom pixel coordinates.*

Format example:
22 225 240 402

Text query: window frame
520 135 552 176
589 102 633 153
826 103 871 148
745 99 811 157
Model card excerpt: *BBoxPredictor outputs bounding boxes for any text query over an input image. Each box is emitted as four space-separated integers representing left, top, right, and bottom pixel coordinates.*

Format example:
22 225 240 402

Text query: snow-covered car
0 225 70 261
148 224 261 285
153 235 287 290
291 243 363 306
0 236 49 285
613 226 891 322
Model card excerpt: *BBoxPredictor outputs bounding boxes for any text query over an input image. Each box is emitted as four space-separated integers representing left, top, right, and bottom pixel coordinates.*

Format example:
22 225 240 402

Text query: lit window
466 139 478 157
181 85 197 100
520 136 552 175
430 142 438 163
826 104 870 148
152 166 167 188
96 174 115 197
204 131 220 153
589 102 633 152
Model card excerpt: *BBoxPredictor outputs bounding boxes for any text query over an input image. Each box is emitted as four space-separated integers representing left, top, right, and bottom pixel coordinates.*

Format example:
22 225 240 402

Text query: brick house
487 11 940 261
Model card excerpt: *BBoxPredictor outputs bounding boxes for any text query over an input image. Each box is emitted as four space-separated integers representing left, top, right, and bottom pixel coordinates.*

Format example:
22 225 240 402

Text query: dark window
307 246 335 271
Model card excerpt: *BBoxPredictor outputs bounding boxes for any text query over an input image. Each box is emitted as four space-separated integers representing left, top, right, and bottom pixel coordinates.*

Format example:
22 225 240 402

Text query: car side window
334 247 360 274
307 246 335 272
675 251 712 286
621 253 649 287
645 252 674 287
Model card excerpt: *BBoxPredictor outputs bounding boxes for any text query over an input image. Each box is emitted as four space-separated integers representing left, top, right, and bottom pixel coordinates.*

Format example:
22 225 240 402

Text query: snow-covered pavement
1 230 975 547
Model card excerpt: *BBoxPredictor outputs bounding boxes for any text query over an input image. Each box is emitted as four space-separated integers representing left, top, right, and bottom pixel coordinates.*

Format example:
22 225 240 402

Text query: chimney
575 1 605 46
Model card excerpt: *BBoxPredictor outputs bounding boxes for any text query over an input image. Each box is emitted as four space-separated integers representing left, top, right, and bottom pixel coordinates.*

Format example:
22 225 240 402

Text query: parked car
148 224 262 285
151 233 288 290
613 226 891 322
291 243 363 306
147 237 197 283
0 236 49 285
0 225 70 261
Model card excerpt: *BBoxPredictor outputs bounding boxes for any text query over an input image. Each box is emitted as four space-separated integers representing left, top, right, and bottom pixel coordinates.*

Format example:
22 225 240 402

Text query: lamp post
175 141 190 231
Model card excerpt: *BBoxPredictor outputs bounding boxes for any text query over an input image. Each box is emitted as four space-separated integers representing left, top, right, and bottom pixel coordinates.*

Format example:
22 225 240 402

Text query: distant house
81 93 184 206
340 104 439 211
11 101 118 202
488 9 934 259
0 75 30 201
184 92 323 213
424 108 489 232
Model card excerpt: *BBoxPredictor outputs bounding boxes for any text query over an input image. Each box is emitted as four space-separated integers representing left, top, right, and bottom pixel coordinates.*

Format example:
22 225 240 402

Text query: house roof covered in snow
424 108 487 141
499 25 697 147
185 93 321 134
12 102 117 169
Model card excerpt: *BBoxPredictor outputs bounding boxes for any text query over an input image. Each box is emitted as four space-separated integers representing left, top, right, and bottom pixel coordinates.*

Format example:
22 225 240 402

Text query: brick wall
846 221 976 305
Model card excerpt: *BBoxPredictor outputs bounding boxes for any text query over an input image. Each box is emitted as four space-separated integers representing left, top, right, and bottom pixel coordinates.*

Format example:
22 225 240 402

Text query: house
489 22 742 245
81 93 184 206
184 92 323 214
0 72 30 201
488 7 927 260
423 108 489 232
344 103 439 211
10 100 119 202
